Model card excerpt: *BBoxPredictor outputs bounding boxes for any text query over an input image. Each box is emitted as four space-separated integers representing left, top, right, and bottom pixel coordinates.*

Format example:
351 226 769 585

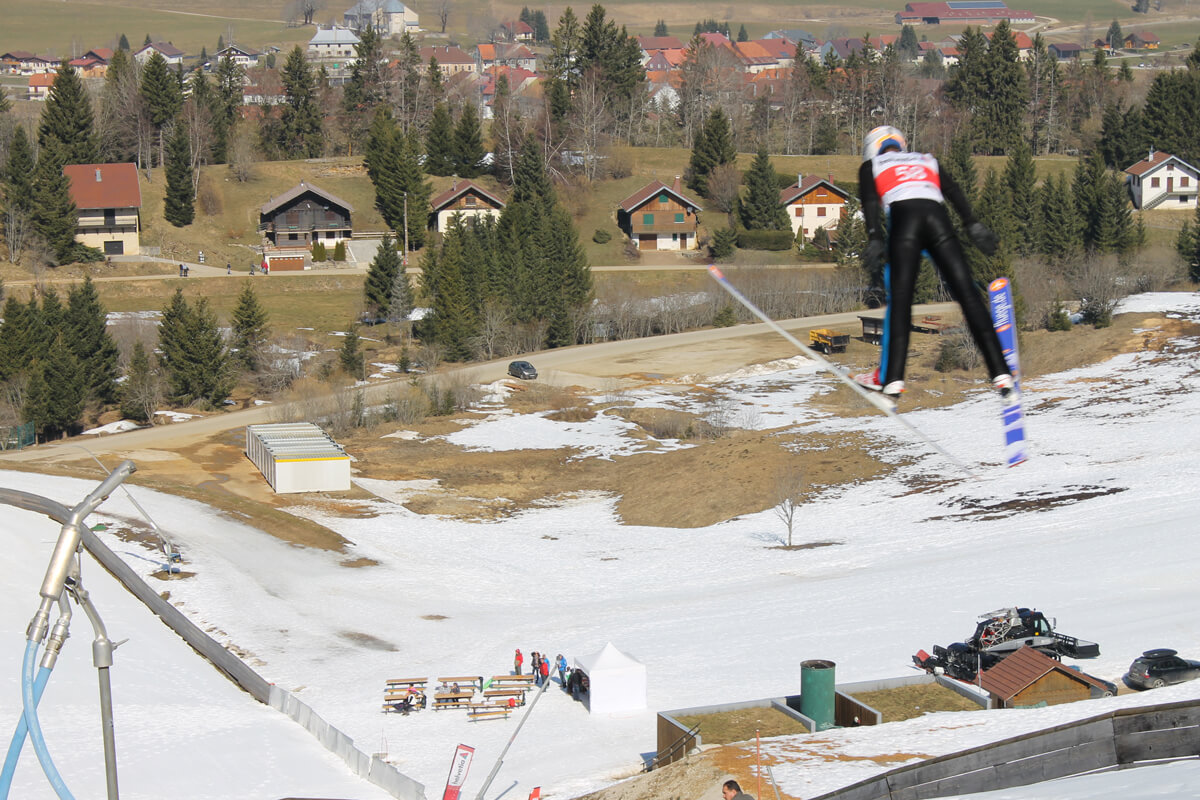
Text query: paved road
0 301 957 463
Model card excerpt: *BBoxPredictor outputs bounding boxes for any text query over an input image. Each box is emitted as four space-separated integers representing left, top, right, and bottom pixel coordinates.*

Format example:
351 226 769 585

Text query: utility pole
402 191 408 266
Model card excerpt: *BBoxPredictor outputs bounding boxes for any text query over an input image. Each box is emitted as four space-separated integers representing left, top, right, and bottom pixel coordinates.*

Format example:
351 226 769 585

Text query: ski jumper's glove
967 222 998 256
863 238 886 274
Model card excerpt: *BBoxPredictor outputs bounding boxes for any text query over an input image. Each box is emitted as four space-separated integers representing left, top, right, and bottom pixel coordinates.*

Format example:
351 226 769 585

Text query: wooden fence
811 698 1200 800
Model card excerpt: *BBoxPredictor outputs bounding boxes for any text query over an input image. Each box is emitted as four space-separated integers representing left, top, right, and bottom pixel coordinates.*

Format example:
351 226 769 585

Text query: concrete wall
79 528 425 800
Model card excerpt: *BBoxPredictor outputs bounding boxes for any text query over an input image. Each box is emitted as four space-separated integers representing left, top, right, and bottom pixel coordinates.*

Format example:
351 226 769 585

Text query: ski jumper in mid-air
853 125 1015 408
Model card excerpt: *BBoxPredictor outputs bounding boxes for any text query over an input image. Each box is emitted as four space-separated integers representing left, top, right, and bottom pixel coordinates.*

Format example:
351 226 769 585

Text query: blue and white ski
987 278 1028 466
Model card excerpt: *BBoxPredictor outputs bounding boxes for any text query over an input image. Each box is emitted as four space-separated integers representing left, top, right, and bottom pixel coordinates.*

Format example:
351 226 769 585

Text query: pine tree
737 25 748 42
452 103 486 178
230 281 271 372
1002 141 1037 255
30 142 81 264
37 66 99 166
1073 153 1108 252
163 120 195 226
217 35 225 52
654 19 668 37
738 148 788 231
533 11 550 42
364 234 401 318
342 24 387 150
143 34 152 47
982 21 1028 154
183 297 233 406
120 341 158 423
388 257 414 323
973 169 1010 282
423 230 476 360
687 107 736 197
1107 20 1123 49
66 277 120 404
424 102 457 176
24 334 85 438
140 51 182 166
0 85 10 114
3 126 36 214
200 46 208 64
395 130 432 250
279 45 323 158
898 25 920 60
339 325 366 379
0 295 36 381
118 33 130 51
1036 173 1081 260
511 137 555 207
157 288 192 398
941 133 979 209
541 204 591 347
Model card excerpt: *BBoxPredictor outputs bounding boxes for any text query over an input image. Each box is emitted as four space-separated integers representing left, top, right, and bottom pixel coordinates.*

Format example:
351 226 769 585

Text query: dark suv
507 360 537 380
1124 649 1200 690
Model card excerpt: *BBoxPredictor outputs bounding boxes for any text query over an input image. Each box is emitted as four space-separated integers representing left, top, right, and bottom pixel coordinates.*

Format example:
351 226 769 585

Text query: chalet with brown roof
753 38 796 67
637 35 685 64
1126 31 1161 50
978 646 1114 709
133 42 186 66
780 175 849 243
617 178 702 251
1124 150 1199 211
1 52 59 74
259 182 353 254
63 163 142 256
498 20 534 42
429 180 505 231
215 44 262 68
68 55 108 78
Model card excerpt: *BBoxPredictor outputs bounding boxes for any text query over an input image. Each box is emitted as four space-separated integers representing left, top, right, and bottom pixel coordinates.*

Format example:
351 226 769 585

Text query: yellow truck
808 328 850 354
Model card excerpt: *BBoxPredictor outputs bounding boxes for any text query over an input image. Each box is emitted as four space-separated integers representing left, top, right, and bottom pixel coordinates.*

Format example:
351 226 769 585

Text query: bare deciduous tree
773 468 806 547
3 205 31 264
707 163 742 213
437 0 452 33
227 120 258 182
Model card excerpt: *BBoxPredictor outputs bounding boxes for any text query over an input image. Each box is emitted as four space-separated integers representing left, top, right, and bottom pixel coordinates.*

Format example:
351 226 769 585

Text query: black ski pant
881 199 1010 388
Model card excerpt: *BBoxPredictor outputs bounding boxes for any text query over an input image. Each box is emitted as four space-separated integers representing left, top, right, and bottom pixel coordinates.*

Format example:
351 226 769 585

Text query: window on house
1151 177 1160 188
672 233 678 241
658 194 669 205
795 208 803 217
1183 177 1190 187
465 195 477 206
674 213 684 223
803 229 809 236
643 213 654 225
817 207 826 217
1167 163 1175 171
1182 195 1189 203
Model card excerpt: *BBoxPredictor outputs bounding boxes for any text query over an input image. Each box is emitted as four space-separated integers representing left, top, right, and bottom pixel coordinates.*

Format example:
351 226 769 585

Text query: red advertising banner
442 744 476 800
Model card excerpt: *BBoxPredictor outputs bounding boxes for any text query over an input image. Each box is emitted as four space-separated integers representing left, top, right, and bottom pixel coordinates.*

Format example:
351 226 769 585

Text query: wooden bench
469 707 511 721
489 675 535 686
438 675 485 692
384 692 427 708
385 677 429 689
483 688 526 705
433 692 475 709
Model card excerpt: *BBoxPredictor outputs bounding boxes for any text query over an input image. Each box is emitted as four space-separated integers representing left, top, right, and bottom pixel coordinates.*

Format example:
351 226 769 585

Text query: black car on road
507 360 537 380
1124 649 1200 690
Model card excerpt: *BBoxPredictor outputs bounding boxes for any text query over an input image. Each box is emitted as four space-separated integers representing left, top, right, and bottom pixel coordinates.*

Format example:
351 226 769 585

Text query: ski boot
993 374 1016 399
854 368 904 412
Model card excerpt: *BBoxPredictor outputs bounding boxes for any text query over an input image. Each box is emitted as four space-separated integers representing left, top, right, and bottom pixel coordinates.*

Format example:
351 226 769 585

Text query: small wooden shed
978 646 1112 709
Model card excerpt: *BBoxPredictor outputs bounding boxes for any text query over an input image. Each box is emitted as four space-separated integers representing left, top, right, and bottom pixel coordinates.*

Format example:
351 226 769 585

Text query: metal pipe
70 575 120 800
472 674 556 800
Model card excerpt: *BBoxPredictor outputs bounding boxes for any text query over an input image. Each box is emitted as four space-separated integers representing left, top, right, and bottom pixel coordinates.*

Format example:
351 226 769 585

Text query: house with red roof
780 174 849 243
498 20 534 42
1124 150 1199 211
63 163 142 256
1126 31 1161 50
752 38 797 67
617 178 702 251
429 180 505 231
732 40 778 73
27 73 55 101
476 43 536 72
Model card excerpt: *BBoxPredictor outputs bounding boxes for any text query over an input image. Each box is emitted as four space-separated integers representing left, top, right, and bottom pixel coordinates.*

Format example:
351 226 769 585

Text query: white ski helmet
862 126 907 161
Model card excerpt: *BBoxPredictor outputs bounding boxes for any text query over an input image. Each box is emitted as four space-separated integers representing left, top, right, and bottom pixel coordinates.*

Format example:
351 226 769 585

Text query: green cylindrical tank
800 659 836 731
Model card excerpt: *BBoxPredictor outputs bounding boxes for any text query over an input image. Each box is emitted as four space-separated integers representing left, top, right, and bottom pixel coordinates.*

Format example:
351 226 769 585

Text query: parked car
1124 649 1200 690
507 360 537 380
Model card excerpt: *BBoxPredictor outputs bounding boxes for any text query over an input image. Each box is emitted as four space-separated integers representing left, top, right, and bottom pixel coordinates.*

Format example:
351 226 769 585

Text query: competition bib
872 152 944 209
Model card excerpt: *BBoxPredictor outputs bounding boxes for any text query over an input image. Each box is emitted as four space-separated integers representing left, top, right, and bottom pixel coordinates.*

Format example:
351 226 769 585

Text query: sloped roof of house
1 51 38 60
28 73 56 88
780 175 849 205
1130 31 1161 42
1050 42 1083 53
754 38 796 60
346 0 409 14
699 32 733 49
619 179 701 213
637 35 685 52
68 56 105 68
644 52 675 71
735 40 776 65
63 163 141 209
429 179 506 211
218 44 262 57
138 42 185 58
500 20 534 35
85 48 114 61
421 45 473 64
978 645 1110 702
260 181 354 215
1125 150 1199 176
309 26 361 46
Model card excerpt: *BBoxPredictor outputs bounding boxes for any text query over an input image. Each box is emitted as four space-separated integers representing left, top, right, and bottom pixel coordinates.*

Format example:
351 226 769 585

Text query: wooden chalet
617 178 702 251
429 180 505 231
780 175 849 243
979 646 1113 709
259 181 353 252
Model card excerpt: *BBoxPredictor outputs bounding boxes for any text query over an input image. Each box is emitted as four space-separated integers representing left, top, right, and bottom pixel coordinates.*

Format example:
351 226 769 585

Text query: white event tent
573 642 647 714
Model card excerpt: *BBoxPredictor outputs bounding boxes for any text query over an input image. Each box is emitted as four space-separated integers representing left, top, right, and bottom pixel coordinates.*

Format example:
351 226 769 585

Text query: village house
1125 31 1161 50
259 181 354 256
732 40 778 73
617 178 702 251
420 45 476 75
1048 42 1083 60
26 73 55 101
307 26 361 84
68 48 113 77
343 0 419 36
978 646 1114 709
498 20 535 43
133 42 185 66
215 44 262 68
476 43 537 72
780 175 849 243
429 180 506 231
637 35 686 65
1 51 60 74
766 29 819 55
1124 150 1200 211
63 163 142 256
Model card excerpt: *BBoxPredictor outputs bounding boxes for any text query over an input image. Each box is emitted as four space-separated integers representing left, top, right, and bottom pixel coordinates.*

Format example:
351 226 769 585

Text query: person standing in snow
514 648 524 675
853 125 1014 408
539 655 550 686
556 654 568 686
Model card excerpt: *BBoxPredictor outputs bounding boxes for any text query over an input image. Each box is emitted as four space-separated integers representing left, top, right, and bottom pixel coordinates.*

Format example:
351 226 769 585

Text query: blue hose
20 640 74 800
0 665 51 797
